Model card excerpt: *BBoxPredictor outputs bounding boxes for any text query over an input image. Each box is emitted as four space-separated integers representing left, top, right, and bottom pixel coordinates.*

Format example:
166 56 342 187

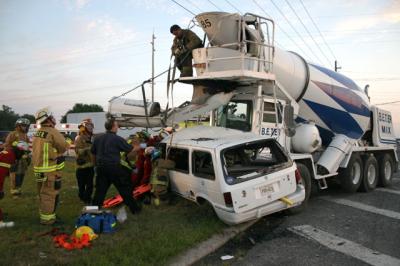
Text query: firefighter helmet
15 118 31 133
79 118 94 133
144 146 155 156
74 226 98 241
35 107 53 124
15 118 30 126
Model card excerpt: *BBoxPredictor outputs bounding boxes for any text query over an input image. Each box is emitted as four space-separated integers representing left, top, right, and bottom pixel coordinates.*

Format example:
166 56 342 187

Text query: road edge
169 219 258 266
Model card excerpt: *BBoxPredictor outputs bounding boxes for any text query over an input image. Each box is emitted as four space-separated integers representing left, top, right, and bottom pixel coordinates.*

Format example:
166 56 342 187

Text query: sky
0 0 399 135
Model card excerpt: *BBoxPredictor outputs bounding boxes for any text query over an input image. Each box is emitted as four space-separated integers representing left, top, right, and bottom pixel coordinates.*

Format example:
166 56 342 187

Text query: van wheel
378 154 394 187
287 163 311 214
197 198 216 216
339 154 362 193
359 155 378 192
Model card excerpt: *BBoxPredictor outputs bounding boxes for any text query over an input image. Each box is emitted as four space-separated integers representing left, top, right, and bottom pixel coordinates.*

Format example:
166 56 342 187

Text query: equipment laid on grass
74 225 98 240
75 212 117 234
103 183 151 208
53 233 92 250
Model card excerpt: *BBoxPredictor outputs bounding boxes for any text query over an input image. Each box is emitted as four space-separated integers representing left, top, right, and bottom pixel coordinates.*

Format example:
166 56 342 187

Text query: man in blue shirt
91 119 141 214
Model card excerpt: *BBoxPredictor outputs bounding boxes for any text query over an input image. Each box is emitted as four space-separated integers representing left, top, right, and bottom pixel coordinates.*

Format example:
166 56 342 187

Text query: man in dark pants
75 118 95 204
91 119 141 214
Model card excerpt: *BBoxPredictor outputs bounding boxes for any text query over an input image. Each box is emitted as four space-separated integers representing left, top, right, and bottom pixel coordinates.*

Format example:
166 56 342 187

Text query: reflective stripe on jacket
32 126 69 174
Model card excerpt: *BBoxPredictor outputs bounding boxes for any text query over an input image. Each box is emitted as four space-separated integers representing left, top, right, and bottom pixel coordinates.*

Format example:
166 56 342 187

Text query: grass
0 161 226 265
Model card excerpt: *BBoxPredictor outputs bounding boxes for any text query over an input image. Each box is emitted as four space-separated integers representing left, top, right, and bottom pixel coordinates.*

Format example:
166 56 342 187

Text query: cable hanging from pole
109 67 171 102
171 0 196 16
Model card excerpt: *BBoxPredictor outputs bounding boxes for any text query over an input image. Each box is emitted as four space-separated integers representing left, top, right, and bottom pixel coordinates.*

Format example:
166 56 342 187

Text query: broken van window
221 139 292 184
167 148 189 173
192 150 215 180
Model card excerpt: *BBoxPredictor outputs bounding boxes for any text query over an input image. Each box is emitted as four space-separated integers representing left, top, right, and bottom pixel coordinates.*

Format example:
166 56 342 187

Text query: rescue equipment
74 226 98 241
75 212 117 234
53 233 91 250
279 197 294 206
103 184 151 208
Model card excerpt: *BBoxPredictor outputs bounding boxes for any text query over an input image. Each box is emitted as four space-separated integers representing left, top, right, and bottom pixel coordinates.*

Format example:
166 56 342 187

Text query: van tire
339 154 363 193
197 198 216 216
287 163 311 214
378 153 394 187
359 155 378 192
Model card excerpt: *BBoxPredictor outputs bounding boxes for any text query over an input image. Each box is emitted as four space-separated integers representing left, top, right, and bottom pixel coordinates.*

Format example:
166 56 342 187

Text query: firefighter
5 118 30 198
170 24 203 77
0 141 30 228
32 107 69 225
75 118 95 204
91 119 141 214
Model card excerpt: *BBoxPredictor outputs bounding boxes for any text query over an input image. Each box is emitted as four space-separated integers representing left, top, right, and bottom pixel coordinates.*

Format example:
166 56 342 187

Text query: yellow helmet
74 226 98 241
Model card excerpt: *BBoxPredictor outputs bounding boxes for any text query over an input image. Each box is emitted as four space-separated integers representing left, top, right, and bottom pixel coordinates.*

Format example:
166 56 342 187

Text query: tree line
0 103 103 131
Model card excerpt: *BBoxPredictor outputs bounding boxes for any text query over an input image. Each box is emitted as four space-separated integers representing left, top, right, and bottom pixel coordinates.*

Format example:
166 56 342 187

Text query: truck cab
162 126 305 224
213 95 286 145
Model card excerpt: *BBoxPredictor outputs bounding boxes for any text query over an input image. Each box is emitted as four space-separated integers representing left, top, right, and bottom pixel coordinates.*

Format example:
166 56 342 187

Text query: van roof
162 126 266 149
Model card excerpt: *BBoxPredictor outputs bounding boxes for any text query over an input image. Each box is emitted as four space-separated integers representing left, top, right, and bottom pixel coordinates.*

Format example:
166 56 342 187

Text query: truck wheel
287 163 311 214
359 155 378 192
339 154 362 193
378 154 394 187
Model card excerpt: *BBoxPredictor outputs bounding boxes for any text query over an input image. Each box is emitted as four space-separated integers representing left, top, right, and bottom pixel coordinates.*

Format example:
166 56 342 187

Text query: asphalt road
195 172 400 266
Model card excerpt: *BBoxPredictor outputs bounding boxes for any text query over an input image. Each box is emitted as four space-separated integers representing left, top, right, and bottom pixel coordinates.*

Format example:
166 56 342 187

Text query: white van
161 126 305 225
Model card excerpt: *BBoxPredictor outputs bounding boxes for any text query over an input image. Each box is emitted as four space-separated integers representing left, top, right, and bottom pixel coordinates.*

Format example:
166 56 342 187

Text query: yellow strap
120 159 132 170
0 162 11 168
280 197 294 206
40 212 56 221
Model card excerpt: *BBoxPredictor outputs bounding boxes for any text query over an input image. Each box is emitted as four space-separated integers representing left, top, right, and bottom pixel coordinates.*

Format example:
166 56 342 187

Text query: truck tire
377 153 394 187
359 155 378 192
339 154 362 193
287 163 311 214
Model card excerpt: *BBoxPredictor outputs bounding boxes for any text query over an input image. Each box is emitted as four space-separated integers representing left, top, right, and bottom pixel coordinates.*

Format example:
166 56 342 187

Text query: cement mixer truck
109 12 398 220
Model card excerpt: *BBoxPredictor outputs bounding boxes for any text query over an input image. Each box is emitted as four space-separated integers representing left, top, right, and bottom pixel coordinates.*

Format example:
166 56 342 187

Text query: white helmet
35 107 53 124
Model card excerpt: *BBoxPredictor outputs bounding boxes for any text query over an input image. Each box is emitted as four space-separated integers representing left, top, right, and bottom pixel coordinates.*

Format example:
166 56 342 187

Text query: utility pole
151 31 156 102
334 60 341 72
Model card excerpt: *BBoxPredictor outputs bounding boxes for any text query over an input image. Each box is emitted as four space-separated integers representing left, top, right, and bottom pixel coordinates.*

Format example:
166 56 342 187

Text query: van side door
167 147 193 200
191 149 219 201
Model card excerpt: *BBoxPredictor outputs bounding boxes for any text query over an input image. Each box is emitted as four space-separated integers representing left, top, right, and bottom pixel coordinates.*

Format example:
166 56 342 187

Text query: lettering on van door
260 127 281 138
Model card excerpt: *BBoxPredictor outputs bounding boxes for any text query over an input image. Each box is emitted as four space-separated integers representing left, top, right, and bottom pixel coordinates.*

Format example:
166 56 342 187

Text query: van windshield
221 139 292 185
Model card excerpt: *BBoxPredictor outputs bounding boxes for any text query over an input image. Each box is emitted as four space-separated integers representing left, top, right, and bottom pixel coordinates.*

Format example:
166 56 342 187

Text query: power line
207 0 223 11
252 0 314 59
170 0 196 16
224 0 242 14
375 100 400 106
186 0 203 13
0 41 153 74
298 0 337 61
2 83 135 102
269 0 325 66
353 77 400 81
284 0 332 66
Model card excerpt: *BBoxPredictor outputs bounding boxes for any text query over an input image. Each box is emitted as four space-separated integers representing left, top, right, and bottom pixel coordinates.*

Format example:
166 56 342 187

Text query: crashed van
161 126 305 224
